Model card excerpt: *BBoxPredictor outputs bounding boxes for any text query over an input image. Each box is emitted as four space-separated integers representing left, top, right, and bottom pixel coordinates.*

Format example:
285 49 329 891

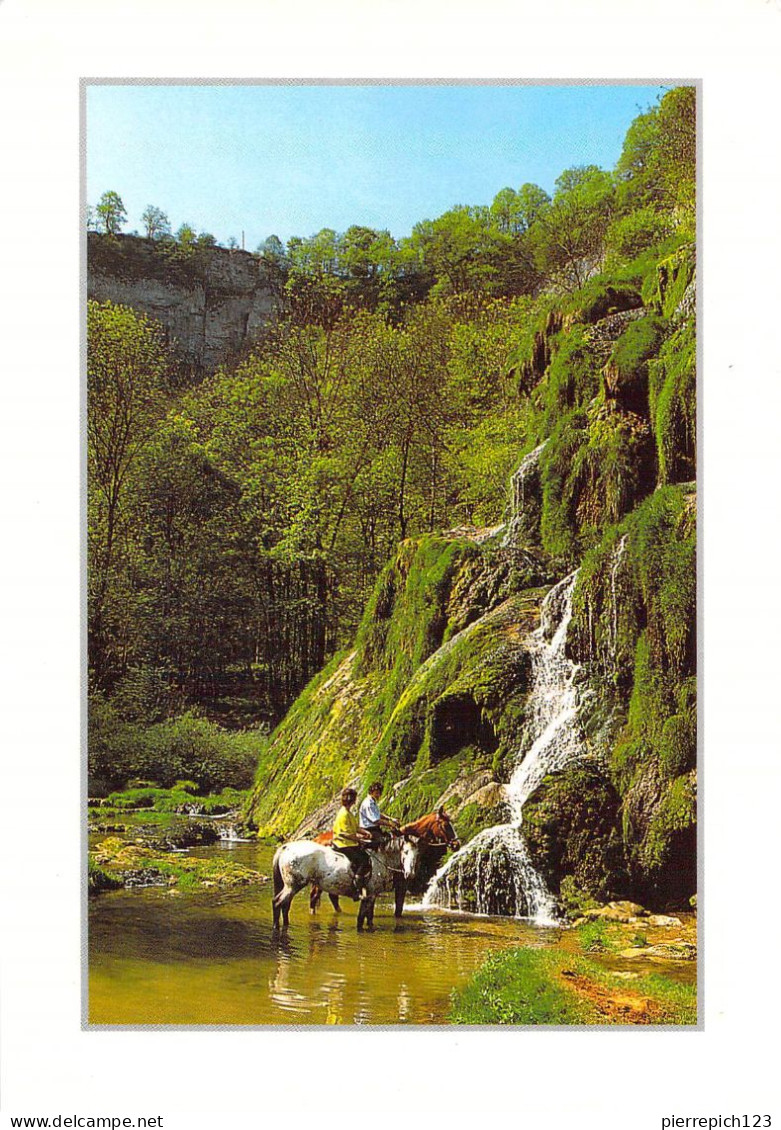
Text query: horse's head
399 834 423 880
398 808 460 855
430 807 460 852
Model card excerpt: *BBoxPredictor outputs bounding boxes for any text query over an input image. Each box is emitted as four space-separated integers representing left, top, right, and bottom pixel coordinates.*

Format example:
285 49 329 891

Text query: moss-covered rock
243 532 544 836
623 767 696 905
645 244 696 322
649 321 696 485
89 836 267 892
539 326 602 433
242 244 697 913
521 765 625 901
569 486 697 906
539 402 656 564
564 281 644 325
88 859 124 895
602 313 669 416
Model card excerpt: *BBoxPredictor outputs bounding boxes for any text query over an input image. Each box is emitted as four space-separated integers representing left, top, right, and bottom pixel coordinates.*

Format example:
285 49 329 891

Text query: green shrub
604 208 672 265
88 694 264 794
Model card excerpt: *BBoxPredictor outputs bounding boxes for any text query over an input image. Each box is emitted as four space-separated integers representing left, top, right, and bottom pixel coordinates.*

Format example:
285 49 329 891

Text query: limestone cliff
87 233 277 376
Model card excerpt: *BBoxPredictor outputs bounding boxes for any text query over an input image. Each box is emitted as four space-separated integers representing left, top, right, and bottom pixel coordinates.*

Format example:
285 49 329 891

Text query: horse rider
359 781 400 848
332 787 373 898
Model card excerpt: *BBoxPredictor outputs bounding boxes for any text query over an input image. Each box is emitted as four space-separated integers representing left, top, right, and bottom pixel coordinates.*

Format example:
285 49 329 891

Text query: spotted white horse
271 833 421 930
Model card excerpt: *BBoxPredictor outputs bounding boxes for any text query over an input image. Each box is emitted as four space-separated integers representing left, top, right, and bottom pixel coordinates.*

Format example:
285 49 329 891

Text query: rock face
87 234 278 376
243 247 697 914
243 531 549 838
521 765 625 902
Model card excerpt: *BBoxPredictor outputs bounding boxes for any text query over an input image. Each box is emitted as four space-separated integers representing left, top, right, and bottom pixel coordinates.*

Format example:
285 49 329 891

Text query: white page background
1 1 780 1125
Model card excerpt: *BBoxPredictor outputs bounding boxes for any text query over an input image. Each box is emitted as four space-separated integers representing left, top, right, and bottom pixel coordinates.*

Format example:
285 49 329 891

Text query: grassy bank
450 919 696 1025
89 835 268 894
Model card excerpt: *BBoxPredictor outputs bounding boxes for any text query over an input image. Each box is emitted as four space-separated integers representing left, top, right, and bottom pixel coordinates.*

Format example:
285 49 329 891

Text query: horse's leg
280 890 295 929
394 875 406 919
272 852 284 929
309 885 322 914
357 898 366 930
329 894 340 913
367 898 375 929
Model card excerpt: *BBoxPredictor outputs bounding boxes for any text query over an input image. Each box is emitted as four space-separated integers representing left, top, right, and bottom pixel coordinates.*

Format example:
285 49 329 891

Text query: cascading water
423 571 585 923
502 441 547 549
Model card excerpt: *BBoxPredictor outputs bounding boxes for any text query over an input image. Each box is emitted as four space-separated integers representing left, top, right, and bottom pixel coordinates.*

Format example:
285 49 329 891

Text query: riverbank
450 914 697 1024
88 793 268 893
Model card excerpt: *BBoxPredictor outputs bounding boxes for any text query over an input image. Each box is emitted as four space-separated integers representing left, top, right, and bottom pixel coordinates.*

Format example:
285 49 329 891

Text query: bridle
416 815 460 852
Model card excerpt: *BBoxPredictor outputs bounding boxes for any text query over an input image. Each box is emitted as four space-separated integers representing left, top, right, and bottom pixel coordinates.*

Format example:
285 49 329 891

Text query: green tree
141 204 171 241
96 190 127 235
87 301 169 686
409 206 495 296
175 223 198 252
655 86 696 226
532 166 615 290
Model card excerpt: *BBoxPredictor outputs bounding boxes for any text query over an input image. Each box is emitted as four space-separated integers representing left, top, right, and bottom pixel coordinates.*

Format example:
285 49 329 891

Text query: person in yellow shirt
332 787 373 897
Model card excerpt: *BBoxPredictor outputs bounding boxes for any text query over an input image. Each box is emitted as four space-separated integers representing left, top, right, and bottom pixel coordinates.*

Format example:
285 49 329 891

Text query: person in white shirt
358 781 399 847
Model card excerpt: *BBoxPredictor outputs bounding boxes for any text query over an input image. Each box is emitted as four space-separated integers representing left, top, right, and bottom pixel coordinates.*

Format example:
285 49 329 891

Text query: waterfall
423 571 584 923
502 441 547 549
610 534 628 662
217 822 250 843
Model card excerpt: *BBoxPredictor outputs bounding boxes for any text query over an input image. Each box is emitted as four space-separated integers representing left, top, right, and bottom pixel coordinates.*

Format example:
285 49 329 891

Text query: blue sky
86 83 668 249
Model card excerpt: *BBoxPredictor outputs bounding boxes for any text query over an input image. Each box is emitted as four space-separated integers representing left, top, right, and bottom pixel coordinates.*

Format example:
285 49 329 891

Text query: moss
603 314 669 415
658 712 696 780
105 784 245 814
569 486 696 903
521 766 626 901
646 244 696 320
243 648 376 835
365 593 537 792
388 756 469 824
571 486 696 689
355 535 480 710
649 321 696 484
643 771 697 875
608 314 668 379
243 539 539 836
539 410 589 562
568 405 656 530
563 280 643 325
539 327 602 432
88 859 123 895
559 875 600 918
89 837 267 891
540 401 656 564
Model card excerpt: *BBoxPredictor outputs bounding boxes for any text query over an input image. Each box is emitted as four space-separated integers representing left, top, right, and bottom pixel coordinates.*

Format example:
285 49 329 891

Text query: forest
87 85 695 808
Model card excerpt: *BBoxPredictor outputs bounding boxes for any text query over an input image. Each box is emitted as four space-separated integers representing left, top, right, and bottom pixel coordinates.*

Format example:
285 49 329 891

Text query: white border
2 0 781 1124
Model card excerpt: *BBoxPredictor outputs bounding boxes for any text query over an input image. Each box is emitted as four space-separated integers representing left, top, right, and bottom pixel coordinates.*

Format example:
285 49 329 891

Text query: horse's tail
272 847 285 905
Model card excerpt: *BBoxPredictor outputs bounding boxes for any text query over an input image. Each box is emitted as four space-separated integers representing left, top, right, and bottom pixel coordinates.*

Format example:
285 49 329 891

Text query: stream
88 840 563 1025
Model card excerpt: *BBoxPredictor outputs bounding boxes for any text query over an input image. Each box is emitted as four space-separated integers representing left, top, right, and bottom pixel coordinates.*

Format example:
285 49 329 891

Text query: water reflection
89 842 564 1025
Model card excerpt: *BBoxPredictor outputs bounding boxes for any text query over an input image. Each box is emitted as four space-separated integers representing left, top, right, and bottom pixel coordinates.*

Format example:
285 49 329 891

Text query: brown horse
308 808 459 916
